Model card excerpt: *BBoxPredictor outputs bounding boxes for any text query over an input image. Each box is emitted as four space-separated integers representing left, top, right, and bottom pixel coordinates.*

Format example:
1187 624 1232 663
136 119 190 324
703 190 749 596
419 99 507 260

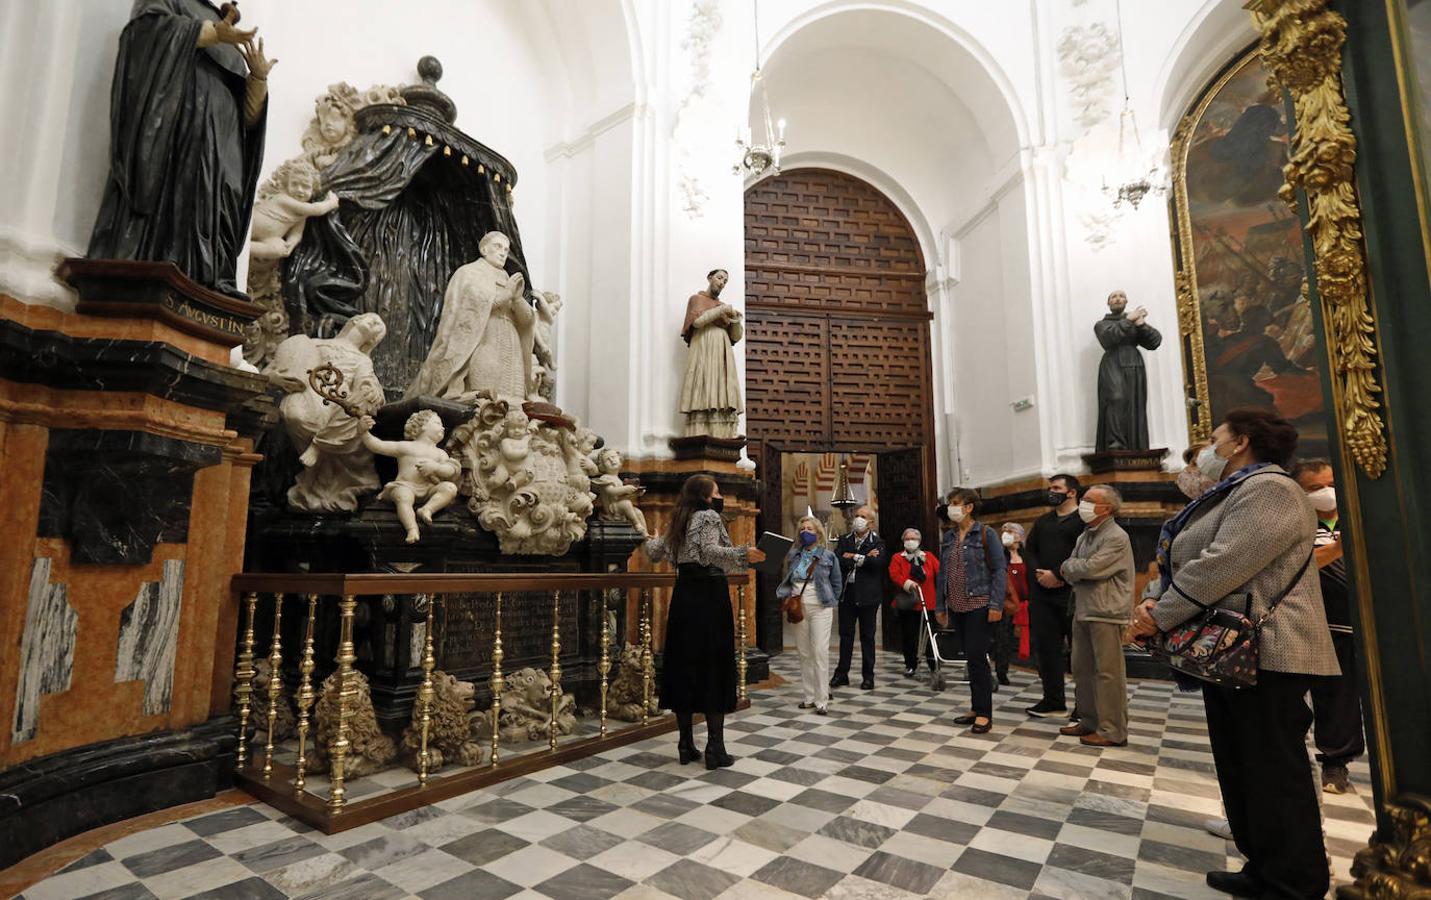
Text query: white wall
0 0 1260 480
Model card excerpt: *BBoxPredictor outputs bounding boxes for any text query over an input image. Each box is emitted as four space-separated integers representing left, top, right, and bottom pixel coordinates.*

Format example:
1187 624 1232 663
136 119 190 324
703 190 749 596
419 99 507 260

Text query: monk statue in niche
1094 289 1162 452
87 1 275 296
408 231 536 403
679 268 744 438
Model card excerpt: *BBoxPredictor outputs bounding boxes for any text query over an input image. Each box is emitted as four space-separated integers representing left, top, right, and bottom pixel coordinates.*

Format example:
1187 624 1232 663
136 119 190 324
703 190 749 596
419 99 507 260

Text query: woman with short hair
776 515 843 714
888 527 939 677
937 488 1007 733
1133 408 1337 899
643 475 765 768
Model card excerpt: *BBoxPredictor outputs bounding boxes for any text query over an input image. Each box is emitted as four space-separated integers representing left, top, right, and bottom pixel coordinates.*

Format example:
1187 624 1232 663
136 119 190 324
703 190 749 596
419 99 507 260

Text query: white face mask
1001 533 1016 547
1197 443 1231 482
903 539 921 552
946 505 966 524
1306 487 1337 512
1078 500 1100 523
852 516 869 533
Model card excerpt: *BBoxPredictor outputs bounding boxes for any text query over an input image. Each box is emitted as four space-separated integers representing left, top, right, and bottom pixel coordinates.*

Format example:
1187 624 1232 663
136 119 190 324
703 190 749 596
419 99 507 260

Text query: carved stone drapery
1249 0 1388 478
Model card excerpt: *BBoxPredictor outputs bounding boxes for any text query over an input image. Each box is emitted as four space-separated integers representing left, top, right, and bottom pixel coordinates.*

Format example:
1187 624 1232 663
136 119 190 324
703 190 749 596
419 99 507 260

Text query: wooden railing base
234 701 749 832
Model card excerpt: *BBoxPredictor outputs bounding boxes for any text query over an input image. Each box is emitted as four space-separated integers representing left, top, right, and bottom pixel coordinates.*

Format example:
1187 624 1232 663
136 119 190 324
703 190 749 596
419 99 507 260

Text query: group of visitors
645 405 1357 899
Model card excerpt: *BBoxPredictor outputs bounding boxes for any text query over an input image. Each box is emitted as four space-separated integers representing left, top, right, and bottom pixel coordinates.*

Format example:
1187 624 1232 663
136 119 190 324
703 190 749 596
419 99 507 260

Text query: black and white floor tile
19 651 1374 899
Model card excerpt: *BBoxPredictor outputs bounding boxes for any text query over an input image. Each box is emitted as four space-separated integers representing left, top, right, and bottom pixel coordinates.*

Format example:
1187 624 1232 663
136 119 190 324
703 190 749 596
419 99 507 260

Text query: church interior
1 0 1429 897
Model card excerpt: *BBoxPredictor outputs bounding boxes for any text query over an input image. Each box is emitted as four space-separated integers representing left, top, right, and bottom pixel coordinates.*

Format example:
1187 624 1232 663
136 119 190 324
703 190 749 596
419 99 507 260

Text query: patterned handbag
1152 551 1313 689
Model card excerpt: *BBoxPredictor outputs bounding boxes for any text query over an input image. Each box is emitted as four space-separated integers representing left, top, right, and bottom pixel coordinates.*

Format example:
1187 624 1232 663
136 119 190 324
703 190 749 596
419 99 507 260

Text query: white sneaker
815 705 828 715
1204 818 1233 840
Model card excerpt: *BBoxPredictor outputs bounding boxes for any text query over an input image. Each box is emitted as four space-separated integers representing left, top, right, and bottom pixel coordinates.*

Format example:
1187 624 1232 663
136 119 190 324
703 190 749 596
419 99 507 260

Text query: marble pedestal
623 454 769 684
0 265 271 866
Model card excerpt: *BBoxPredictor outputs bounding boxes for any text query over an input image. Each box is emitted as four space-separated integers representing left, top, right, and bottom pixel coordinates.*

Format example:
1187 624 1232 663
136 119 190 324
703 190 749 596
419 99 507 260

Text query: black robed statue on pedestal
87 0 274 296
1094 290 1162 452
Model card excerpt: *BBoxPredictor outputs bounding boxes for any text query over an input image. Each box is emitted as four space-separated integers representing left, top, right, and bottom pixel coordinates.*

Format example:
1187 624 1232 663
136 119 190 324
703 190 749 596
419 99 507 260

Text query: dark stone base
1125 647 1170 680
669 435 747 461
744 647 771 685
1082 448 1170 473
0 716 237 869
58 258 259 345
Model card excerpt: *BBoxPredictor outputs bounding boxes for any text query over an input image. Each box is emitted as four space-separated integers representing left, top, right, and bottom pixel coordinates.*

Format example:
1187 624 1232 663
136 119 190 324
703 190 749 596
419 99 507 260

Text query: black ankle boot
704 715 735 769
677 717 700 764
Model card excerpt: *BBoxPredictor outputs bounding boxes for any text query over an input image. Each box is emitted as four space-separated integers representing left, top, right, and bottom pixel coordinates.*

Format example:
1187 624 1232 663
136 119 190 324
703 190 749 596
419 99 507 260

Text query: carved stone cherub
591 448 648 536
249 158 339 261
359 410 461 543
490 409 535 492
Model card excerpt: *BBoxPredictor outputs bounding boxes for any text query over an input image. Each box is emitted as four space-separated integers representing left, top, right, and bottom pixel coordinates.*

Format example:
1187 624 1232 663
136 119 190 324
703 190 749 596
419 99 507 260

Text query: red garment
888 551 940 611
1008 561 1031 658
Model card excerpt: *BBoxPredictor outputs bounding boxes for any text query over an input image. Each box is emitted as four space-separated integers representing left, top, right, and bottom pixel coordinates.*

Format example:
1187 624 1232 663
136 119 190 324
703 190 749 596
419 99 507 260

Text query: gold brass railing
227 571 753 831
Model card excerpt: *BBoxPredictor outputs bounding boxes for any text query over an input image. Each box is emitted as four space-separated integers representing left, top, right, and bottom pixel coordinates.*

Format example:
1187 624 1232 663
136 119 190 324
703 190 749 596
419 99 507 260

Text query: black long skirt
660 567 738 715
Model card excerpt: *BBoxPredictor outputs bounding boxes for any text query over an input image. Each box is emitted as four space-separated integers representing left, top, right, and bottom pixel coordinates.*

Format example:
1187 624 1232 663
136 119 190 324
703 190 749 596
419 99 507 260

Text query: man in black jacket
1023 474 1084 717
831 505 885 690
1292 460 1363 794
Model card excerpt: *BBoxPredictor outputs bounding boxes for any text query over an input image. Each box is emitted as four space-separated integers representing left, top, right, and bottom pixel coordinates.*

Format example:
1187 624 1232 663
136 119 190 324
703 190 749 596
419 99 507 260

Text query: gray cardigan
1150 467 1339 676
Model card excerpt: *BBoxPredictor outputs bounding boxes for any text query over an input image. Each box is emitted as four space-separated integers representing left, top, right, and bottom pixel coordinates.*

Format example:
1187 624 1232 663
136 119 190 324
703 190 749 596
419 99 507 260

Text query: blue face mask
799 531 818 547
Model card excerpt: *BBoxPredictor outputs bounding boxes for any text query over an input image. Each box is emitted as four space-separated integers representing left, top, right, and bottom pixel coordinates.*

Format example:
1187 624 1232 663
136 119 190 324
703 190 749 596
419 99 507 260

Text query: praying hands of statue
1128 306 1149 326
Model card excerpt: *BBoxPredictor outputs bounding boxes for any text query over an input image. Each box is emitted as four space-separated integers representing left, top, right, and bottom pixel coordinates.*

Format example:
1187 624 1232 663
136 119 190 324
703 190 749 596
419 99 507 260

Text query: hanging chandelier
734 0 786 178
1102 0 1167 210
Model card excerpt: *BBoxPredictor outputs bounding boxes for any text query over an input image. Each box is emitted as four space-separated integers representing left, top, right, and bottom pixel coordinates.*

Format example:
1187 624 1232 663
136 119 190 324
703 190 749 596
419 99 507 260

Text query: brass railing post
737 583 748 702
262 593 284 778
548 591 562 751
640 588 654 726
416 594 438 785
326 594 357 811
597 589 612 737
233 592 259 772
293 593 318 796
489 591 504 767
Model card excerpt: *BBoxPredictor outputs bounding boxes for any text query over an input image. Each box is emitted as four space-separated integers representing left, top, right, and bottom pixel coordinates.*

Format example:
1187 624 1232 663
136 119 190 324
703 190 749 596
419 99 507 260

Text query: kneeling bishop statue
407 231 536 403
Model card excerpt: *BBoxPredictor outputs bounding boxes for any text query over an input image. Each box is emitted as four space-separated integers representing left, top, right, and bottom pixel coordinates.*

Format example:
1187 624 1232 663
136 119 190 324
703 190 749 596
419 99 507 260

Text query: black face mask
1046 490 1067 507
709 496 725 513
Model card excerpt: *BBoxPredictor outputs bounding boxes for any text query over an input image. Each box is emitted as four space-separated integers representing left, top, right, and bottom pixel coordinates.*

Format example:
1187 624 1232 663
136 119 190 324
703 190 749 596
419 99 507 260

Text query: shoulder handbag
1151 550 1314 689
784 554 817 624
894 555 922 612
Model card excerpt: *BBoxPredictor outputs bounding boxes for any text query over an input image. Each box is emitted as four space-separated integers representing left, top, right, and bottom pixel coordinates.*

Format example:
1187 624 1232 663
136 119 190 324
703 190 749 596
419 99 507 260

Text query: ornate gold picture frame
1168 47 1330 458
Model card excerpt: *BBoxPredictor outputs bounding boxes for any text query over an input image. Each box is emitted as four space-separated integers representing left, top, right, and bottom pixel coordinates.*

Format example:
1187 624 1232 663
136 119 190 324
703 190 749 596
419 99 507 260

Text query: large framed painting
1169 47 1329 458
1390 0 1431 290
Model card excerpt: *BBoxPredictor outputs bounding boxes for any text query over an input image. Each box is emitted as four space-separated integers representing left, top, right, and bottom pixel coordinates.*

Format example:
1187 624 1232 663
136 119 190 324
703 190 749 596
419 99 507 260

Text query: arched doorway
744 167 936 654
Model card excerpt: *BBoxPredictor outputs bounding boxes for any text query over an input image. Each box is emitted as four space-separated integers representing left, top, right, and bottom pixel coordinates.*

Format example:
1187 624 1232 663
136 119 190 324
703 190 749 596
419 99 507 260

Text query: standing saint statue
1094 290 1162 452
408 231 536 403
87 1 275 296
679 268 744 438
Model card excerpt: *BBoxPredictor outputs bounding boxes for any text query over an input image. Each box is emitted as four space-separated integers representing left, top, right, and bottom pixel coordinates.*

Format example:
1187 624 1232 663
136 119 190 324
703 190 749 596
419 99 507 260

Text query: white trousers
793 604 834 705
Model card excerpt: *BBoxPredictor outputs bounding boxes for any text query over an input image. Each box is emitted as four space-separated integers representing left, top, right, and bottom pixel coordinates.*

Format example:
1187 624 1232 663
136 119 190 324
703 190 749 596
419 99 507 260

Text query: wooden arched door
744 168 936 654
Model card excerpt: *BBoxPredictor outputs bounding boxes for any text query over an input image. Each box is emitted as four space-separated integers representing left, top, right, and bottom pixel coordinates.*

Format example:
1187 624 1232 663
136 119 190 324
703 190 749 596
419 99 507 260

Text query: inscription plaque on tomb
440 590 581 675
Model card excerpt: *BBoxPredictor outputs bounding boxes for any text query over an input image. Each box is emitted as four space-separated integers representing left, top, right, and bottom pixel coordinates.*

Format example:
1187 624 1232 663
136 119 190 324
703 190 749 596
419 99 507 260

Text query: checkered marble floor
20 652 1375 900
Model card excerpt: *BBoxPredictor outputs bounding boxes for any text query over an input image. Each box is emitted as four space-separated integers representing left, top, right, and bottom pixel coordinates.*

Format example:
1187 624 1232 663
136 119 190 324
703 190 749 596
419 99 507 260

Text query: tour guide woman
643 475 765 769
938 488 1007 734
1132 408 1338 900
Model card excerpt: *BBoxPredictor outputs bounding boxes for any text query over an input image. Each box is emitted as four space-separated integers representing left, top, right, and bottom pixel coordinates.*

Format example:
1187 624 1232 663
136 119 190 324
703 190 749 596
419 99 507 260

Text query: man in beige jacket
1059 484 1135 746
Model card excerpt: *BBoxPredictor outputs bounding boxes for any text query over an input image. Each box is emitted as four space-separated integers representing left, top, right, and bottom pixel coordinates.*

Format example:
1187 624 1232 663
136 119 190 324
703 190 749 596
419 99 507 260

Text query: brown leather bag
784 569 815 624
783 594 804 624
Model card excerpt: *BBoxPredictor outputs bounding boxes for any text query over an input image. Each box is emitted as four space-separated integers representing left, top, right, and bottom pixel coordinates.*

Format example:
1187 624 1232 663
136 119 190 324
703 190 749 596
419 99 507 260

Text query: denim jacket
775 546 844 609
935 522 1008 613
